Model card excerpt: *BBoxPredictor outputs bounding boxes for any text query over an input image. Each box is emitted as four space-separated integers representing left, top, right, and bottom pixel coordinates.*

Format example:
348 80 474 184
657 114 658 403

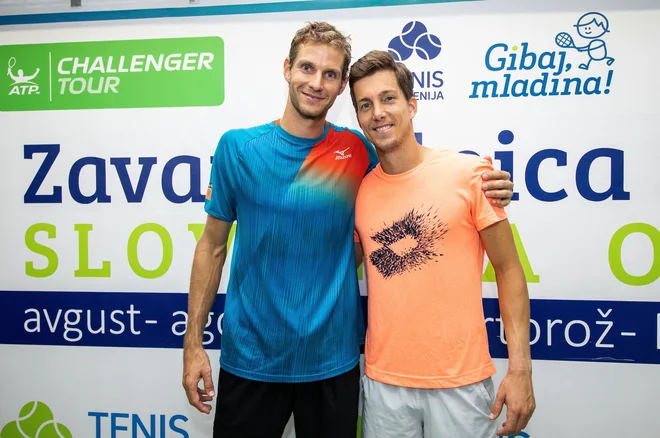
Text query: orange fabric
298 127 370 196
355 148 507 389
205 183 212 201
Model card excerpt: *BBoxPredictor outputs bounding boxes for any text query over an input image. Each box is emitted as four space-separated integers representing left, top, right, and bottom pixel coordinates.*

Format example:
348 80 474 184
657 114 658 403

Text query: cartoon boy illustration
572 12 615 70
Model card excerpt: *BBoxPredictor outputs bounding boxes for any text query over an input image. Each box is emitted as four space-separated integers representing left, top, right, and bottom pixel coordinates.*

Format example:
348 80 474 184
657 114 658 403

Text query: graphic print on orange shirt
368 206 448 279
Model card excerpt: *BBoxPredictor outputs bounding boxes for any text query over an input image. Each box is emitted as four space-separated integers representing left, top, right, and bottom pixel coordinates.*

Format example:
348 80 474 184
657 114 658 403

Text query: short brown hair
348 50 414 111
288 22 352 81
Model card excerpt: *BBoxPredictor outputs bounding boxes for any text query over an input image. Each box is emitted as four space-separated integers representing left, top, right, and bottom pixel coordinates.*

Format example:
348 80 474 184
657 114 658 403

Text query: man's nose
372 102 386 120
308 72 323 91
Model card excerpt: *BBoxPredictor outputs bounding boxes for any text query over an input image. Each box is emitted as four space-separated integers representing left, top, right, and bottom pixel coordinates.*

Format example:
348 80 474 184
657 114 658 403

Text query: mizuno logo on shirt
334 147 352 160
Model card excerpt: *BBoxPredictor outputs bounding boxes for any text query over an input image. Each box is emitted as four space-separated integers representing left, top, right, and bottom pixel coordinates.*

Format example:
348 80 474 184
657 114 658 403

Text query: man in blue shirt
182 22 514 438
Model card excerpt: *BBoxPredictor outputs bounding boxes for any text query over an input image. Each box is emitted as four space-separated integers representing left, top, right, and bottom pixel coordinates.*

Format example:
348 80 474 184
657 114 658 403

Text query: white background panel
1 1 658 437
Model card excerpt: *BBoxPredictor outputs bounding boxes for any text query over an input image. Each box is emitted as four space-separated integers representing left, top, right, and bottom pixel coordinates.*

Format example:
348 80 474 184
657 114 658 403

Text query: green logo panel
0 36 224 111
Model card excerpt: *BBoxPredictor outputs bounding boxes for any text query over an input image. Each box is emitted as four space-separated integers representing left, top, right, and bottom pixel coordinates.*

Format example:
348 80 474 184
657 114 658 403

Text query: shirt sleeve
364 141 380 175
349 128 380 175
469 158 508 231
204 130 239 222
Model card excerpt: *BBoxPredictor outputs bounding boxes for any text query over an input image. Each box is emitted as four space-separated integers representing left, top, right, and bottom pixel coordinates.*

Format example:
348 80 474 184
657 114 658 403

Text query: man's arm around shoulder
182 214 233 414
480 219 536 435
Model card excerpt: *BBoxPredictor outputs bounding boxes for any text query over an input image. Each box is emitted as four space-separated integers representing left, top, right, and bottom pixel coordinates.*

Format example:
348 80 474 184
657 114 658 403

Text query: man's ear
338 75 349 95
408 96 418 120
283 57 292 83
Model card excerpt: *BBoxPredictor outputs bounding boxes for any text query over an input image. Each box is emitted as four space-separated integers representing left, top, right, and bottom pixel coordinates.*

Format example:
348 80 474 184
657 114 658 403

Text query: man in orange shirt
350 50 536 437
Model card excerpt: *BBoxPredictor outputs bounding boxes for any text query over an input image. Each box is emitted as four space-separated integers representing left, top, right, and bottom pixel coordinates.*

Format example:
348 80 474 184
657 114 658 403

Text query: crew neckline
274 120 329 147
373 147 441 181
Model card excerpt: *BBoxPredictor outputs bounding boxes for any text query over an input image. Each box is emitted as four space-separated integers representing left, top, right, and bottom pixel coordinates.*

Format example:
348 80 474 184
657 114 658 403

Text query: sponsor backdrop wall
1 0 658 437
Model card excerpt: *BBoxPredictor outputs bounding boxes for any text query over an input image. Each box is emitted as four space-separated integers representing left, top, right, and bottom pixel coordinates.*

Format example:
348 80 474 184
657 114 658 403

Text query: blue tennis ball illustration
415 33 442 60
400 21 428 47
388 36 413 61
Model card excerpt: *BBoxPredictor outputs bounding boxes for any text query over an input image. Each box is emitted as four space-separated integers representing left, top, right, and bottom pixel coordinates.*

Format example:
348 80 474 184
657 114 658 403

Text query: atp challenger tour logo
0 36 224 111
470 12 614 98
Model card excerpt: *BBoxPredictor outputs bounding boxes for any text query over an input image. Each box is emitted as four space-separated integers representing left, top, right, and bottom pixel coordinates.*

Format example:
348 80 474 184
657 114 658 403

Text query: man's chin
298 106 328 121
371 140 397 153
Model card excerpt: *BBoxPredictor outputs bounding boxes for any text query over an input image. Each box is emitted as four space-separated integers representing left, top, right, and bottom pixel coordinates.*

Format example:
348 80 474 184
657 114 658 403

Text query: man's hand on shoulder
482 155 514 207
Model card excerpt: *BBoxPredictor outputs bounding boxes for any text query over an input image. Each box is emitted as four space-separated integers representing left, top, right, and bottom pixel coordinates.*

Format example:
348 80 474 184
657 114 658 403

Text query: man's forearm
496 265 532 372
184 238 227 348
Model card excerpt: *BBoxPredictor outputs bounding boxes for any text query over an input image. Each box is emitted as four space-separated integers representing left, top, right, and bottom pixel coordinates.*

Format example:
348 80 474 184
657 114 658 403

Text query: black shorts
213 364 360 438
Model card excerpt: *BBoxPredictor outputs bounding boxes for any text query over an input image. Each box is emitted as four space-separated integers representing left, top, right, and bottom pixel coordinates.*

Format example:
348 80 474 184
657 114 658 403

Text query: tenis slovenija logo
387 21 444 102
387 21 442 61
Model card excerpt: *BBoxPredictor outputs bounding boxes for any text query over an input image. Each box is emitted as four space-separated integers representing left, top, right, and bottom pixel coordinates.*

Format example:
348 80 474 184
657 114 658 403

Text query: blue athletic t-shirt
204 120 378 383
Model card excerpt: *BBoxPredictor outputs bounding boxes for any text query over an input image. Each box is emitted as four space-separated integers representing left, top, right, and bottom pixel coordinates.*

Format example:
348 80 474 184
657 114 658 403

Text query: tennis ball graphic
0 401 72 438
35 421 72 438
400 21 428 47
18 402 54 437
414 33 442 60
388 35 413 61
1 420 23 438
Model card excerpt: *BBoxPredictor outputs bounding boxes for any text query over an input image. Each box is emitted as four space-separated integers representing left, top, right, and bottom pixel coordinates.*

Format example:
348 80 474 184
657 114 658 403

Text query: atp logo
7 57 41 96
387 21 442 61
385 21 445 102
0 401 72 438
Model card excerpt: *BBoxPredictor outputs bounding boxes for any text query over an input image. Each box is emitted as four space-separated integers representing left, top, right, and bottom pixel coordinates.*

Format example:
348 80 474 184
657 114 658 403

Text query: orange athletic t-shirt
354 148 507 389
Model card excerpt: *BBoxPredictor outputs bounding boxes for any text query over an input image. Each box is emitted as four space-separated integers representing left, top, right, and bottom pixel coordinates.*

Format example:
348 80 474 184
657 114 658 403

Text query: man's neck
379 138 429 176
279 100 326 139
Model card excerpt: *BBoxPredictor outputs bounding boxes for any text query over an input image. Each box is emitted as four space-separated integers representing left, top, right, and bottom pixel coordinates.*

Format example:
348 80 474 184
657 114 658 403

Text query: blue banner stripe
1 290 658 365
0 0 479 26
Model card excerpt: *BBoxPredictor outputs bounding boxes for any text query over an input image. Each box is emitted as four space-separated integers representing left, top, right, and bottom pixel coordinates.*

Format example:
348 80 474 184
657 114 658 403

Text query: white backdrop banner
1 1 658 437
